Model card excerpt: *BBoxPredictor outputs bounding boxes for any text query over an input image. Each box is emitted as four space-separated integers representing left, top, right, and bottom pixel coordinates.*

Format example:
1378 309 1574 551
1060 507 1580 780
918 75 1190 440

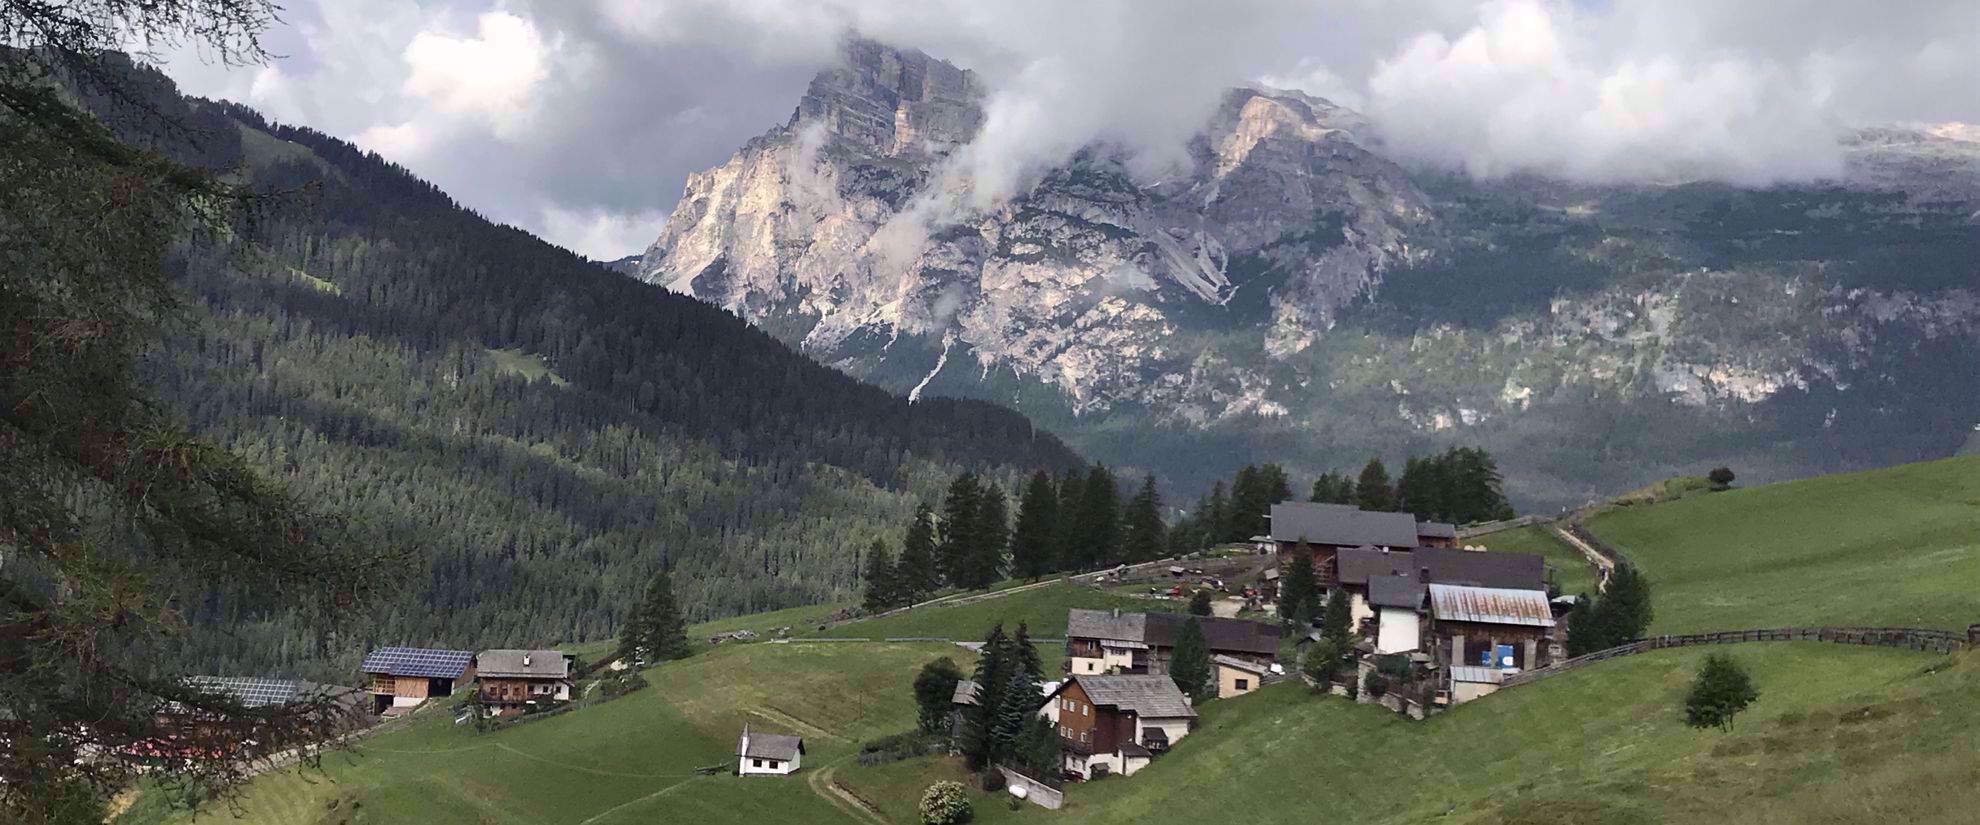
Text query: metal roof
737 731 804 760
952 679 981 706
1427 584 1556 627
1449 666 1505 684
1417 521 1459 539
179 676 310 709
1066 608 1147 643
1060 675 1196 718
360 647 475 679
1269 502 1421 548
476 650 571 679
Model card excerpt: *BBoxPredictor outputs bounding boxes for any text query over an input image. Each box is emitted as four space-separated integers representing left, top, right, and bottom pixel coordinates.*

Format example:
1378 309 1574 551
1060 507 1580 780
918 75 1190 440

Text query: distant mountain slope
107 64 1081 675
636 38 1980 509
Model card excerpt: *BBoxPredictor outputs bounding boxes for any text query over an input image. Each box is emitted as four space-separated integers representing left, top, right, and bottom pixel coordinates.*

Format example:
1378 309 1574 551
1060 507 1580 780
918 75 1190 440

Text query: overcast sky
155 0 1980 259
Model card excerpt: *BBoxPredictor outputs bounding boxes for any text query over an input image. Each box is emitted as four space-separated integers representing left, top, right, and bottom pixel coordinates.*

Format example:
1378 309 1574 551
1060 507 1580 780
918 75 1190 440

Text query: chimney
1112 607 1120 619
523 654 531 667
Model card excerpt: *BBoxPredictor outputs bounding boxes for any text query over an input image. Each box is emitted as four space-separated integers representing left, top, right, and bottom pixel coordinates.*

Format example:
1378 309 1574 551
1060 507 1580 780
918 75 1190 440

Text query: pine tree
862 539 898 612
1170 618 1213 700
1010 471 1060 579
1189 589 1214 616
624 567 691 666
1564 595 1602 657
937 472 983 587
1280 544 1317 623
1321 589 1353 645
1122 473 1167 562
1599 564 1655 642
1051 469 1084 573
896 504 941 603
1357 459 1395 512
991 667 1040 763
964 624 1014 769
1013 713 1060 775
1073 465 1121 568
1261 464 1294 507
1310 473 1335 503
1206 481 1232 546
959 483 1009 589
1012 622 1045 685
1229 465 1266 542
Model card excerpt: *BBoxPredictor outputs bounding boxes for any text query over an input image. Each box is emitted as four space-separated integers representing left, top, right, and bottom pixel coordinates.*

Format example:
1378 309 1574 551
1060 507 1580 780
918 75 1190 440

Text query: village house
1426 583 1558 671
156 677 367 733
1269 502 1468 590
360 647 476 714
1065 609 1280 676
474 649 575 716
1367 576 1428 654
1038 674 1196 780
1328 544 1545 631
736 725 804 775
1211 655 1272 698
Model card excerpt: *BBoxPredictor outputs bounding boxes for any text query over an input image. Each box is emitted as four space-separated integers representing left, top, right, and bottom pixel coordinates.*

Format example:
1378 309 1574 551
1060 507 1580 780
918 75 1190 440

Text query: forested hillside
101 65 1080 677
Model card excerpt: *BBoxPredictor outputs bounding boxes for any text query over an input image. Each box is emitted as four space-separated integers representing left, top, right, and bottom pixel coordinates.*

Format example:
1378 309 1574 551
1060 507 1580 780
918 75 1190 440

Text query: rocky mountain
637 38 1980 508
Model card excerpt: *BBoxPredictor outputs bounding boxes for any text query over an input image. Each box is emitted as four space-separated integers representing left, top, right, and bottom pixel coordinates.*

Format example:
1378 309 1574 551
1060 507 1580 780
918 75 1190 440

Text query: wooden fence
1500 626 1972 689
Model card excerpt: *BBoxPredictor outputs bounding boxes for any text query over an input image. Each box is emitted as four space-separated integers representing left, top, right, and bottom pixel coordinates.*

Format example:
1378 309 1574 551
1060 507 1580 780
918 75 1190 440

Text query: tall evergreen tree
1261 464 1294 507
1564 595 1602 657
1321 589 1353 645
1600 564 1655 642
1122 473 1167 562
1356 459 1396 512
1010 471 1060 579
622 567 691 666
990 667 1040 762
1228 464 1266 542
1012 622 1045 685
937 472 983 587
1206 481 1231 545
959 483 1009 589
861 539 898 612
963 624 1014 769
1169 618 1213 700
1051 468 1085 574
1310 473 1336 504
1072 465 1121 568
1280 544 1317 623
896 504 941 603
1013 714 1060 776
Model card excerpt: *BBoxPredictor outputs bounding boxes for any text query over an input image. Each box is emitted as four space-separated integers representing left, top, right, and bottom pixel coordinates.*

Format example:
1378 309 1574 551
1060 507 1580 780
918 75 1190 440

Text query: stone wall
998 766 1064 810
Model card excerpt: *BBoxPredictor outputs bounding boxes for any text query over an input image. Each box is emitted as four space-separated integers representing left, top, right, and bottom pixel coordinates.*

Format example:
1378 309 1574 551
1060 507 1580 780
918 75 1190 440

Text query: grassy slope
1476 525 1601 598
136 642 954 825
814 583 1180 641
1588 455 1980 634
1048 643 1979 824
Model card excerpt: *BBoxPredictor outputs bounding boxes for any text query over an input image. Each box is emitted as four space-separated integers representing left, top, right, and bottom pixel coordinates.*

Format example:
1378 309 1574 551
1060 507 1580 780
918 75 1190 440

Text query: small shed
1449 666 1505 704
736 726 804 776
1212 655 1271 698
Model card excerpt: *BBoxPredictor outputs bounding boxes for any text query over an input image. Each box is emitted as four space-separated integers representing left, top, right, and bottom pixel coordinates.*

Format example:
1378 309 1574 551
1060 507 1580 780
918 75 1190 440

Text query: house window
752 759 763 768
767 760 779 769
1236 678 1250 690
1082 703 1089 716
1080 730 1090 744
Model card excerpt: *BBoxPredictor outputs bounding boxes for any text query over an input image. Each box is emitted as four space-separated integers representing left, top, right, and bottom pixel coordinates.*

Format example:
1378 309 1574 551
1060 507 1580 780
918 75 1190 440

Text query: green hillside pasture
1587 455 1980 634
1053 643 1976 825
137 642 952 825
1474 525 1600 598
814 582 1182 642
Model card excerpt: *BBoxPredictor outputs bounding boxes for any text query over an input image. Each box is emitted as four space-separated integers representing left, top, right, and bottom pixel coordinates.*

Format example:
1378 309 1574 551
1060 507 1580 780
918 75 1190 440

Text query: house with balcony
1037 674 1195 780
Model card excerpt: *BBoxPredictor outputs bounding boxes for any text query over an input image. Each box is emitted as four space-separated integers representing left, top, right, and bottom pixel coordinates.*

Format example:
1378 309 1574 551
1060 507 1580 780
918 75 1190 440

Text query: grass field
1044 643 1979 824
1475 524 1601 598
1587 455 1980 634
127 641 958 825
814 582 1180 642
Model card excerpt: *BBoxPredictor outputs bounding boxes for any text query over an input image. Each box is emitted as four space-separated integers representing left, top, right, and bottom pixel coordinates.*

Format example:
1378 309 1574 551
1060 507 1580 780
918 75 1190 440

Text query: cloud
147 0 1979 259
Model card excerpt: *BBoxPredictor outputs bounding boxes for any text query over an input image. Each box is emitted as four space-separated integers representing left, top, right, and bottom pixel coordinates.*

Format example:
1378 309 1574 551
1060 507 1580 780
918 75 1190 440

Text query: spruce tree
990 667 1040 763
964 624 1014 769
896 503 941 603
1206 481 1232 546
1357 459 1396 512
1122 473 1167 562
1310 474 1334 503
959 483 1009 589
1600 564 1655 642
1189 589 1214 616
1169 618 1213 700
862 539 898 612
1321 589 1353 646
1074 465 1121 568
1261 464 1294 507
1564 595 1601 657
1051 469 1084 573
1012 622 1045 685
1013 714 1060 775
1010 470 1060 579
1280 544 1317 623
1334 475 1358 505
627 567 691 665
1228 465 1263 542
937 472 983 587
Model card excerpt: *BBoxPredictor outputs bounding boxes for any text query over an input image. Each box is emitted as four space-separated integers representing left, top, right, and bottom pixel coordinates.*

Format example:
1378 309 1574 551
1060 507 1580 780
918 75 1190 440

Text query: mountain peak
790 36 984 158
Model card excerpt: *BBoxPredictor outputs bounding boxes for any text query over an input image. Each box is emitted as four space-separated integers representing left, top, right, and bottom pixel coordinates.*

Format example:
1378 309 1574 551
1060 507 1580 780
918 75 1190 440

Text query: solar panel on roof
361 647 475 678
180 676 309 709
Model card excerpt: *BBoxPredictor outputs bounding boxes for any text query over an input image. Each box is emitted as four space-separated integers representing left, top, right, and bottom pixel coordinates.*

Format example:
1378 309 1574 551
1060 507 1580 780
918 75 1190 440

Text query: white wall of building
1376 607 1421 654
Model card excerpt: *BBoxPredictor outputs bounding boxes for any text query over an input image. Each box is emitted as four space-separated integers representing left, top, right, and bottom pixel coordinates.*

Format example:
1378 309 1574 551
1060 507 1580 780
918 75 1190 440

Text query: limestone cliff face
639 40 1428 414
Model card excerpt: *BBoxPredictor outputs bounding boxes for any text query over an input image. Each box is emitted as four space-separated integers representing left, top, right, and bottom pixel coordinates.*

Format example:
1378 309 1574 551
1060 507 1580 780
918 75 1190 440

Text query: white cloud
401 11 552 136
538 205 672 260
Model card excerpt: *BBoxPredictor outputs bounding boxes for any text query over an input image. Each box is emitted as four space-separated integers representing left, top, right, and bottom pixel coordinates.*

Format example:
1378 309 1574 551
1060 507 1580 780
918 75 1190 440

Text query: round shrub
1363 669 1389 698
920 781 973 825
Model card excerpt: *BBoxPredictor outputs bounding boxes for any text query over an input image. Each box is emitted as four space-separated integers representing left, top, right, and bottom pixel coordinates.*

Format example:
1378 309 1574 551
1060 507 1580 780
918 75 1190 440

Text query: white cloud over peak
401 12 553 136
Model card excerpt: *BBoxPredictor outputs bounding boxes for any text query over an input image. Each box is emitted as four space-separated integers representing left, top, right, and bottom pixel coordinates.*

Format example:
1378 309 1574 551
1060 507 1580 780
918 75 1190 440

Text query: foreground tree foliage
1169 618 1212 700
0 3 393 820
912 657 965 735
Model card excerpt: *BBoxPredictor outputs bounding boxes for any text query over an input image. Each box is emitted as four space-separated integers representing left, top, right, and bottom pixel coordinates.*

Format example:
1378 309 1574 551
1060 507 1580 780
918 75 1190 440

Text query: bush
598 669 648 699
919 781 973 825
1303 638 1348 688
1707 467 1737 490
857 731 945 767
1363 669 1390 698
1685 654 1759 731
979 769 1005 792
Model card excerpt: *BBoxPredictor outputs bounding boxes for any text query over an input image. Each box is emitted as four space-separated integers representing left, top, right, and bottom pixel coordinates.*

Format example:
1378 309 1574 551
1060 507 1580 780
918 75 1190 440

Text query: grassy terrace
813 582 1181 641
1588 455 1980 634
1475 524 1600 598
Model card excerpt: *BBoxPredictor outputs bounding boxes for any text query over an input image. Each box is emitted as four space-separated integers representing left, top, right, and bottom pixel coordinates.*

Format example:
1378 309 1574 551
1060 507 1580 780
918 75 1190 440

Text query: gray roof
738 731 804 761
1066 608 1147 643
1144 613 1281 656
1368 576 1427 610
360 647 475 679
1269 503 1421 548
1417 521 1459 539
1450 666 1505 684
952 680 981 706
476 650 571 680
1211 654 1270 675
1337 547 1415 586
1428 584 1556 627
1414 548 1546 591
1066 675 1196 718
